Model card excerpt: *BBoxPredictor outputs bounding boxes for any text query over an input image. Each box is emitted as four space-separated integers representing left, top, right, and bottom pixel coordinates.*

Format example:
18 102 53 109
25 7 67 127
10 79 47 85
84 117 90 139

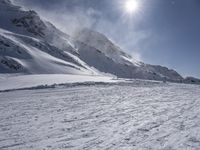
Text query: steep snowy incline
74 28 183 81
0 29 96 74
1 82 200 150
0 0 98 75
0 0 76 54
74 28 140 66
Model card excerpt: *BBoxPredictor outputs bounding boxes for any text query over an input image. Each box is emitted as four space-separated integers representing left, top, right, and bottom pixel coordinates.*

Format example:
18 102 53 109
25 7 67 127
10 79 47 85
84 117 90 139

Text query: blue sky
15 0 200 78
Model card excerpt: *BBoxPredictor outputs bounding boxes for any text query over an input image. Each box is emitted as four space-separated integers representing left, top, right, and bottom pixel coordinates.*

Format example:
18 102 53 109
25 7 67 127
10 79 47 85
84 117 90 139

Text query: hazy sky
15 0 200 78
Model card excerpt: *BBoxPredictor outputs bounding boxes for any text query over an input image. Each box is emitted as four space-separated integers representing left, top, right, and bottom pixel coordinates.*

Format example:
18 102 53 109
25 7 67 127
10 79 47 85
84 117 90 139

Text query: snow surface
0 82 200 150
0 74 115 91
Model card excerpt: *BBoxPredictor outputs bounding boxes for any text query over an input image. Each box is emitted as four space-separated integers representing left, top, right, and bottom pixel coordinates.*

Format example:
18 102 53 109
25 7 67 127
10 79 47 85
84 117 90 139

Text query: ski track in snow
0 82 200 150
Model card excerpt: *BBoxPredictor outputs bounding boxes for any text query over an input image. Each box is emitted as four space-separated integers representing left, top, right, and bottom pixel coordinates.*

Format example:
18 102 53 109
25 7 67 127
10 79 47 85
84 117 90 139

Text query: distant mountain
0 0 198 84
183 77 200 84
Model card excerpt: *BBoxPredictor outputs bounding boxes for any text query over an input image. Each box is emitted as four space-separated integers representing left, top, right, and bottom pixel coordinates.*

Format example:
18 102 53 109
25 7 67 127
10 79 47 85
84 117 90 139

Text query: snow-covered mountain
0 0 96 75
0 0 196 83
74 28 183 81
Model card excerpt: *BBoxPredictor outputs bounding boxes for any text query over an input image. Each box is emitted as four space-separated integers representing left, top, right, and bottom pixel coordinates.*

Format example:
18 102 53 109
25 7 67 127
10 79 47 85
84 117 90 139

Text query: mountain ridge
0 0 199 84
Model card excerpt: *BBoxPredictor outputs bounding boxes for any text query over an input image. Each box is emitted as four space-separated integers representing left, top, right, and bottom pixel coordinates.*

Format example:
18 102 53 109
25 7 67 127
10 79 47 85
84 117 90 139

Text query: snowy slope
0 29 95 74
74 28 140 66
74 28 183 81
0 0 97 75
0 0 196 83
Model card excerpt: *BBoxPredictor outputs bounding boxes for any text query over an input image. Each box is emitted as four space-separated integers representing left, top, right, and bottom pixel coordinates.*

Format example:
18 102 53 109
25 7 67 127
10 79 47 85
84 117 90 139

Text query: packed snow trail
0 82 200 150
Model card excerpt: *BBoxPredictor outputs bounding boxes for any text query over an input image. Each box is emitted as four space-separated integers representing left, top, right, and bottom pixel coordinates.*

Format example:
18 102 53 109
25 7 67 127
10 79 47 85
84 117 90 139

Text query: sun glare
124 0 139 14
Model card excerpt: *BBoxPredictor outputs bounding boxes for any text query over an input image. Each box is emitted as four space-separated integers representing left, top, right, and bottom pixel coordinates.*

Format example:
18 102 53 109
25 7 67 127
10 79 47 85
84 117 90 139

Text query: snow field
0 82 200 150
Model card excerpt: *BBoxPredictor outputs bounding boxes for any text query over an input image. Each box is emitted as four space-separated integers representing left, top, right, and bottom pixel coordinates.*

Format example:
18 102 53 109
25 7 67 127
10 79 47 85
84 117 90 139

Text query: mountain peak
74 28 140 66
0 0 48 38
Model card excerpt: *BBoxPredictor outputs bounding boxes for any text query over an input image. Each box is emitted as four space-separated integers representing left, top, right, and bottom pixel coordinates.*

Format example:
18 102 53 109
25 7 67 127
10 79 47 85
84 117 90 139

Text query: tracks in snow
0 83 200 150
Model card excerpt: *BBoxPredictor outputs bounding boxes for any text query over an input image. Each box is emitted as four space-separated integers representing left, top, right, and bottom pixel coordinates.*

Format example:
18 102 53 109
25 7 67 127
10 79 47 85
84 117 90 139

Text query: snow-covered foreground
0 74 115 91
0 82 200 150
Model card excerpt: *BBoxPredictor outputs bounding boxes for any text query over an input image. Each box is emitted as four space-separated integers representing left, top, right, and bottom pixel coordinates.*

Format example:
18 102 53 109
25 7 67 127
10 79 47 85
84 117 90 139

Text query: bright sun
124 0 139 14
